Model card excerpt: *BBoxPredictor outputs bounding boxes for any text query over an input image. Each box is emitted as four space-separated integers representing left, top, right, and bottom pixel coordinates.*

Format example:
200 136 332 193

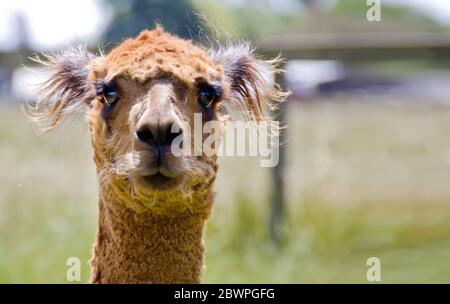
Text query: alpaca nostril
165 124 183 146
136 127 155 146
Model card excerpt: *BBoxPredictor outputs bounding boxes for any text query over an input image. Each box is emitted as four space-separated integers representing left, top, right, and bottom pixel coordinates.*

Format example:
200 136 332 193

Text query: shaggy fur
27 27 287 283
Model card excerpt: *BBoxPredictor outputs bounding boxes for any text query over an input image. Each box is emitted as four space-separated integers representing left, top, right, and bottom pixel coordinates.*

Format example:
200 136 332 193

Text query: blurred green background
2 0 450 283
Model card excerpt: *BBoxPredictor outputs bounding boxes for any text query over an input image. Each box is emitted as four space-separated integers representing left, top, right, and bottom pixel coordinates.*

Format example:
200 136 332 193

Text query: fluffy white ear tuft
209 43 288 122
26 45 97 131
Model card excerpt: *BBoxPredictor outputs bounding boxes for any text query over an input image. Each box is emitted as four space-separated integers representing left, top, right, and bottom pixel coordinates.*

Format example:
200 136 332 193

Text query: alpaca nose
136 121 183 151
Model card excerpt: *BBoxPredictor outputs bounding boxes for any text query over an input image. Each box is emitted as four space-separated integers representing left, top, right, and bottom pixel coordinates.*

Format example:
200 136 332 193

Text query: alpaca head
30 27 285 214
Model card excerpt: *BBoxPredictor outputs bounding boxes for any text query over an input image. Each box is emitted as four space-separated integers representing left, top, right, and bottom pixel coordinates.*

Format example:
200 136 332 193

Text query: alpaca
28 26 286 283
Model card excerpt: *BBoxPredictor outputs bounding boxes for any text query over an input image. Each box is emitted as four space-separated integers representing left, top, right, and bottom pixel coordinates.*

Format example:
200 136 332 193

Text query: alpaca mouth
140 172 181 190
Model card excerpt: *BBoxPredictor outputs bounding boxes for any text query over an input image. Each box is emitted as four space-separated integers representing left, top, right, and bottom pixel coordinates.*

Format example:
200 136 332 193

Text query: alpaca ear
209 43 288 122
27 45 97 131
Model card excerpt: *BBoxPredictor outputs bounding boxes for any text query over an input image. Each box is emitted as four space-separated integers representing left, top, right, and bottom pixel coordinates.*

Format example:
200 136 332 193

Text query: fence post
270 71 287 244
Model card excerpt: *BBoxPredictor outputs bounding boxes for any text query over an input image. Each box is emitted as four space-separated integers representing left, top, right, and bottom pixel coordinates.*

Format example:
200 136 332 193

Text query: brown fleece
89 183 214 283
100 25 223 86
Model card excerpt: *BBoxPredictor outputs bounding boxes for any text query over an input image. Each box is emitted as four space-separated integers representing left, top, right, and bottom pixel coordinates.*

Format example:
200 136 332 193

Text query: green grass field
1 100 450 283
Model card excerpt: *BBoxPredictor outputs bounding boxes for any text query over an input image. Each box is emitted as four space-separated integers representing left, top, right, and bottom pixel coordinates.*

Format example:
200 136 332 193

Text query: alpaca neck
89 186 213 283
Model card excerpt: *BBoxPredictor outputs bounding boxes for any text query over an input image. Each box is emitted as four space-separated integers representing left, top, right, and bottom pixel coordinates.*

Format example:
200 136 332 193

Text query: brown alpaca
28 26 286 283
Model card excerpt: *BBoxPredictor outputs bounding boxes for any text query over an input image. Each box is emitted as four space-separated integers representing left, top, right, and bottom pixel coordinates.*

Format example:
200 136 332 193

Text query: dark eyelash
96 80 118 96
211 85 223 99
198 83 223 99
95 82 104 96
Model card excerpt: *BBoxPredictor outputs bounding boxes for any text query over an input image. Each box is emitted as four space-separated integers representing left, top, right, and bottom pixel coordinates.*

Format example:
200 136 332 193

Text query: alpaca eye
198 85 221 109
198 90 214 108
97 81 119 106
104 90 119 105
